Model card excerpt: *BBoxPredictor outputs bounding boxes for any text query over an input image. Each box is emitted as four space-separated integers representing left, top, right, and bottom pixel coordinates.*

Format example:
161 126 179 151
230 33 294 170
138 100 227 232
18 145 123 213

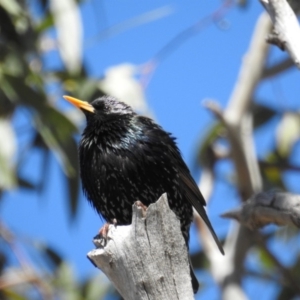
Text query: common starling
64 95 224 293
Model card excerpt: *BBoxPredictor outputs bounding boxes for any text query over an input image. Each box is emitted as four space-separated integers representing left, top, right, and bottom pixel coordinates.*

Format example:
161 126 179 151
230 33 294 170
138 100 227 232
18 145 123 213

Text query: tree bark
222 191 300 229
87 194 194 300
260 0 300 69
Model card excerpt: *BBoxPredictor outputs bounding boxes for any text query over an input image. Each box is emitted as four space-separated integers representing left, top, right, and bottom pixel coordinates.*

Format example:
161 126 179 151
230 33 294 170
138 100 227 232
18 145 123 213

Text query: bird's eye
92 100 106 111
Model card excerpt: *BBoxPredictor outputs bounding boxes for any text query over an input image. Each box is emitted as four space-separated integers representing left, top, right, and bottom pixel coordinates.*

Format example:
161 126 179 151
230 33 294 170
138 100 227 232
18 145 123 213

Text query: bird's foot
98 223 110 239
94 220 118 247
94 223 110 247
135 201 148 217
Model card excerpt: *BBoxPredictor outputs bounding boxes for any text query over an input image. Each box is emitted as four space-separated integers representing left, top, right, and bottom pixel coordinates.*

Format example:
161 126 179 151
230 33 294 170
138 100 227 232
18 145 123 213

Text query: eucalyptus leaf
3 51 26 77
33 110 78 177
261 151 287 190
0 0 22 16
54 263 81 300
2 289 27 300
276 112 300 157
0 117 16 189
3 74 77 174
17 177 35 190
258 248 275 270
41 244 63 270
36 12 54 33
3 73 47 110
82 274 109 300
252 103 277 129
50 0 82 74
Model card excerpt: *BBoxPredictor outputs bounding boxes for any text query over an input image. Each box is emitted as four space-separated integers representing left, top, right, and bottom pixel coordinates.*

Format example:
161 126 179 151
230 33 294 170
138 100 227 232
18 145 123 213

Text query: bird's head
63 95 134 125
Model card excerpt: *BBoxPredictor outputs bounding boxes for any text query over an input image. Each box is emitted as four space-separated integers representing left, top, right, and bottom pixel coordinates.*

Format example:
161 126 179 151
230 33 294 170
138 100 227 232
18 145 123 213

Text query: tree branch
262 57 294 79
0 222 53 299
260 0 300 69
203 13 272 300
222 191 300 229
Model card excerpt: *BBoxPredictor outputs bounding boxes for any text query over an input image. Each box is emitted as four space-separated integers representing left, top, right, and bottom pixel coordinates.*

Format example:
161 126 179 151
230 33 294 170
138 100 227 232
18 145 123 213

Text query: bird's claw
99 223 110 238
94 220 118 247
94 223 110 247
136 201 148 217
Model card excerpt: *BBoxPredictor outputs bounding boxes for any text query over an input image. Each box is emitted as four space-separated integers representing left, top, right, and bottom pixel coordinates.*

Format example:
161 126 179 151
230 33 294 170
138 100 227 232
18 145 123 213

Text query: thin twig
262 57 294 79
0 222 53 299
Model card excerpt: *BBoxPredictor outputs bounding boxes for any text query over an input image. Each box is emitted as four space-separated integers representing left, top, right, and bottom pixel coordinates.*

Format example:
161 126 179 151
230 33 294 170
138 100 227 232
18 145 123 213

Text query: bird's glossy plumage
66 95 223 293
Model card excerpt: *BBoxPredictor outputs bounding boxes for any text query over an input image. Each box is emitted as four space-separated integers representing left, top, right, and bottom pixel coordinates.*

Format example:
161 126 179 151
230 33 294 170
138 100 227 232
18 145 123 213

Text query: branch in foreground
87 194 194 300
222 191 300 229
260 0 300 69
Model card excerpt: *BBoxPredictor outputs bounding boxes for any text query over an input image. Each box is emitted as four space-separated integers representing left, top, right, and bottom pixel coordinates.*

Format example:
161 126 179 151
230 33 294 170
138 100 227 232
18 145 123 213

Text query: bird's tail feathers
199 211 224 255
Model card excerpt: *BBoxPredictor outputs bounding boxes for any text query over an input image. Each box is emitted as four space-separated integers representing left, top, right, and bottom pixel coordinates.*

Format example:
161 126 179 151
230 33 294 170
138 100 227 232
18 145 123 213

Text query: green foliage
0 0 108 298
0 0 106 215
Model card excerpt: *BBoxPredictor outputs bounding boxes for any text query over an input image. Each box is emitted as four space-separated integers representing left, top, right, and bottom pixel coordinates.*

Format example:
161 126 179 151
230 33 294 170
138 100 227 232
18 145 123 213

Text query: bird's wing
137 116 224 253
179 167 206 207
179 170 224 254
172 149 225 254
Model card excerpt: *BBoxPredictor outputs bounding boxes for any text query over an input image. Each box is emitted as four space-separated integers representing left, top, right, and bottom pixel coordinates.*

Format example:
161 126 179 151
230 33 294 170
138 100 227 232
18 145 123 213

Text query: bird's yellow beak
63 96 95 113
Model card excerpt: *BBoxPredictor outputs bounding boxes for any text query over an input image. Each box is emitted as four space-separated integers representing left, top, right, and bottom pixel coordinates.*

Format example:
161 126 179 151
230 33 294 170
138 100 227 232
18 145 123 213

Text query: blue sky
2 1 300 299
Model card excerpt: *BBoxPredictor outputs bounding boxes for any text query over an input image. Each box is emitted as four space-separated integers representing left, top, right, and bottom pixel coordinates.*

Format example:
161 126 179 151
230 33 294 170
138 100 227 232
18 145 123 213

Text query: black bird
64 95 224 293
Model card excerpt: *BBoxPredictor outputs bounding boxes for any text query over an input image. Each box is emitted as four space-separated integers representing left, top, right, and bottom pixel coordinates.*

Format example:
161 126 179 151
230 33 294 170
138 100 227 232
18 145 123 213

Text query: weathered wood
260 0 300 69
222 191 300 229
87 193 194 300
